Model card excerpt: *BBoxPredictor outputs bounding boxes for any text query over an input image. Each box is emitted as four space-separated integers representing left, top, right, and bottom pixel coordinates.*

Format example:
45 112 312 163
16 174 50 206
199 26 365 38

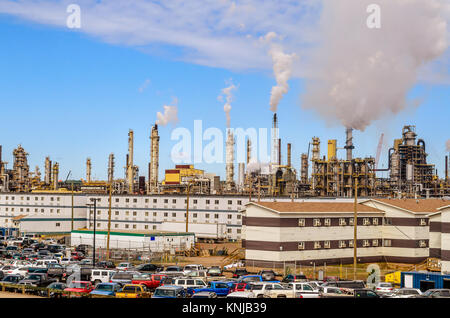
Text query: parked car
227 291 258 298
257 270 278 281
188 281 231 297
320 288 381 298
381 288 422 298
90 283 122 297
192 291 218 298
288 282 320 298
418 289 450 298
173 277 207 290
232 268 248 278
248 282 295 298
71 251 84 261
152 285 187 298
321 280 366 290
91 269 116 285
207 267 223 277
282 274 308 283
63 281 94 297
160 265 184 276
116 284 151 298
115 262 133 271
135 263 162 273
96 261 116 269
131 273 167 290
110 271 140 286
43 282 67 298
230 282 248 293
18 273 57 287
183 264 205 274
1 274 24 284
373 282 394 294
238 275 279 284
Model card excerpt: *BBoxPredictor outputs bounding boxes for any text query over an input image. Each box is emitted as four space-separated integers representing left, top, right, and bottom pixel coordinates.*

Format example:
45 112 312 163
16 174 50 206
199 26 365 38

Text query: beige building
243 199 450 267
427 204 450 274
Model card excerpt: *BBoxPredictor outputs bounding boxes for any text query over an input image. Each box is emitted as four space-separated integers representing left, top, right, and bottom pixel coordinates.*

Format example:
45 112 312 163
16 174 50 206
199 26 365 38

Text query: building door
419 280 435 292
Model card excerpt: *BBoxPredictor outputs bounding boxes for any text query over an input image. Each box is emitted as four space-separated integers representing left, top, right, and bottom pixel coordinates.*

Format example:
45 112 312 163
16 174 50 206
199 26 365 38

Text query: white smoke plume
446 139 450 152
263 32 296 113
156 98 178 126
218 80 238 127
301 0 448 131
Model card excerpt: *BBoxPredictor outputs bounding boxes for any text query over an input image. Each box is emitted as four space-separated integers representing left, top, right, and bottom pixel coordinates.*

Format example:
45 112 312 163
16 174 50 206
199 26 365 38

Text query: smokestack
52 162 59 190
446 155 448 183
345 128 354 161
128 129 134 193
278 138 281 167
149 124 160 193
246 139 251 165
271 113 279 166
238 162 245 191
44 157 52 185
287 143 292 167
86 158 92 183
226 129 235 191
108 153 115 184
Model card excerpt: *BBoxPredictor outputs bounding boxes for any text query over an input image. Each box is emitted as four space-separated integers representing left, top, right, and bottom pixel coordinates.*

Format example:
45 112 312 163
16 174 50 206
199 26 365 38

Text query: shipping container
401 271 450 292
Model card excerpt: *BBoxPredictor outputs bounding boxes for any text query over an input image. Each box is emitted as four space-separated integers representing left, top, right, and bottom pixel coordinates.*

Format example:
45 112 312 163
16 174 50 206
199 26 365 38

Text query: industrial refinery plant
0 114 448 199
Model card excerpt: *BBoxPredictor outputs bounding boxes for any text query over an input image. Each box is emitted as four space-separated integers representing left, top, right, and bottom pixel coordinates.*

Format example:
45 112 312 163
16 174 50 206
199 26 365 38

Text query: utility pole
106 184 112 260
186 181 193 233
353 178 358 280
71 183 74 232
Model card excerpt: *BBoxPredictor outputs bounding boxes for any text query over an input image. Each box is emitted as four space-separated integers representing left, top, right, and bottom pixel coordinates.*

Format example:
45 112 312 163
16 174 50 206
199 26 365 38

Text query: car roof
157 285 183 290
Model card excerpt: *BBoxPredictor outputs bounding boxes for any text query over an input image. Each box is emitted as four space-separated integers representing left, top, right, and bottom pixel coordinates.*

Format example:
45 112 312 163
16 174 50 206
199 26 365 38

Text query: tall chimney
226 129 235 191
52 162 59 190
271 113 279 166
446 155 448 183
149 124 160 193
86 158 92 183
44 157 52 185
108 153 115 184
287 143 292 168
246 139 251 165
278 138 281 167
344 128 354 161
301 153 309 183
127 129 134 193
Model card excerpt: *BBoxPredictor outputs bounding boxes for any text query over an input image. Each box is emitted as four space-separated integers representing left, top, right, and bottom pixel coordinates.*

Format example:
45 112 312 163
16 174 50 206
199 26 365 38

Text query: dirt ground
0 291 42 298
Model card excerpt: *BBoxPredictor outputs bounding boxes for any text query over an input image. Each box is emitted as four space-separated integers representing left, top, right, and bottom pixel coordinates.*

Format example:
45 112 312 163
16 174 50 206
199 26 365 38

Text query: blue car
237 275 279 284
152 285 186 298
90 283 122 297
188 281 231 297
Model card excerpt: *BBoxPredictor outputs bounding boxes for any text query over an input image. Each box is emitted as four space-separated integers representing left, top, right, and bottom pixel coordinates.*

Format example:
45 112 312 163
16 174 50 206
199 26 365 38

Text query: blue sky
0 1 449 181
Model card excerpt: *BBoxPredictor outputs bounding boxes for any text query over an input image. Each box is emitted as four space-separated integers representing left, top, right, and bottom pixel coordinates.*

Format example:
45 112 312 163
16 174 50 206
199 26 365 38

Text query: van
322 280 366 290
183 264 205 274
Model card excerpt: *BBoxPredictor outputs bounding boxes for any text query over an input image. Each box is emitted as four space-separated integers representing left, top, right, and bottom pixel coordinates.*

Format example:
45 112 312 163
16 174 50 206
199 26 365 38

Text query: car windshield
68 282 87 289
379 283 391 287
96 284 113 291
250 285 263 291
154 289 176 297
27 274 42 280
134 273 150 279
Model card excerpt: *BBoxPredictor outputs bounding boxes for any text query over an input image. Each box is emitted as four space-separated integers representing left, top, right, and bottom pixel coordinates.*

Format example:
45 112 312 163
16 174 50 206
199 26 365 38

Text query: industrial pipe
373 148 394 172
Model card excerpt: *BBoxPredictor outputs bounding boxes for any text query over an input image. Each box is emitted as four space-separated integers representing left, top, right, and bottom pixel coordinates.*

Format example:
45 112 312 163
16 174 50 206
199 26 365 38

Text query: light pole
88 198 100 268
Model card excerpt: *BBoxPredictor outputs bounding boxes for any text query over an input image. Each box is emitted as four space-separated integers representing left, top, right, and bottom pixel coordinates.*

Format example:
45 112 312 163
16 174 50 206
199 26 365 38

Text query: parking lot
0 235 448 299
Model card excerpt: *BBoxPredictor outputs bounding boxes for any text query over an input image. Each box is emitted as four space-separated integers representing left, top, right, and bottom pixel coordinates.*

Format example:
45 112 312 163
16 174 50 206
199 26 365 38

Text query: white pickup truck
288 282 320 298
249 282 296 298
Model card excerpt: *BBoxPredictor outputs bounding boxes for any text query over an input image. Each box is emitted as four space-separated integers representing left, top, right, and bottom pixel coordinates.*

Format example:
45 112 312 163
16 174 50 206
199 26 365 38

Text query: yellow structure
327 140 337 161
163 165 204 185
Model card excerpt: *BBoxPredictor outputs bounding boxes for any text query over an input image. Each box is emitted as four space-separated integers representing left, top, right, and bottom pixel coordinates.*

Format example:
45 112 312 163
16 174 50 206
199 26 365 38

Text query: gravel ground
0 291 42 298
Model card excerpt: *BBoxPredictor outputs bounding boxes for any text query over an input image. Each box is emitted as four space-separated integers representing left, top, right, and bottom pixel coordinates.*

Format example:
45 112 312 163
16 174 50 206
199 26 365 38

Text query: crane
375 133 384 170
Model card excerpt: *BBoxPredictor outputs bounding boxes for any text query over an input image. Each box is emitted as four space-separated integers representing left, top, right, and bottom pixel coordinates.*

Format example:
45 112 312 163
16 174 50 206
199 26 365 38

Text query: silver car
382 288 422 298
374 282 394 294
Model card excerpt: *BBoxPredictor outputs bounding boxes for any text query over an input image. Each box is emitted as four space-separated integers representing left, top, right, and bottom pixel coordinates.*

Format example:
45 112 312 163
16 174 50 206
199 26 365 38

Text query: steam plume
156 98 178 126
218 80 237 127
301 0 448 131
446 139 450 152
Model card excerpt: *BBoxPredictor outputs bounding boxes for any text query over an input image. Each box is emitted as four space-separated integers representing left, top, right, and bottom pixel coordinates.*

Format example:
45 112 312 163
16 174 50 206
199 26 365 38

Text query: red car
230 282 247 292
63 281 94 297
71 251 84 261
131 273 167 290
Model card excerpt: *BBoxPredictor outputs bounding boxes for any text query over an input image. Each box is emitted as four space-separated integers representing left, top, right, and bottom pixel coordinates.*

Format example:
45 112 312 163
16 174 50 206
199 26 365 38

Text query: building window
420 219 427 226
324 218 331 227
313 219 321 227
227 228 232 234
339 240 346 248
193 200 198 204
349 218 354 226
115 198 119 203
153 212 157 216
133 199 137 203
172 213 176 217
372 218 379 226
363 218 371 226
153 199 157 203
193 213 197 218
228 214 232 219
372 239 379 247
132 224 136 229
125 224 129 229
298 242 305 250
125 199 129 203
55 223 60 227
164 199 168 203
348 240 354 248
215 200 219 205
324 241 330 249
205 214 210 218
339 218 347 226
237 200 242 205
363 240 370 247
206 200 210 204
237 229 241 234
164 212 168 217
115 211 119 216
384 218 392 225
237 215 241 220
419 240 427 248
314 241 321 249
384 239 392 247
145 212 149 216
214 214 219 219
144 225 148 230
132 211 137 216
115 224 118 228
228 200 232 205
298 219 305 227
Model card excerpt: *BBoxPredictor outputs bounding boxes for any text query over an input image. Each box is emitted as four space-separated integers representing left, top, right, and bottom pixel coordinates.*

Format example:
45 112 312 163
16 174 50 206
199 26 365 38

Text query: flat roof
71 229 195 237
369 199 450 213
247 202 383 213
